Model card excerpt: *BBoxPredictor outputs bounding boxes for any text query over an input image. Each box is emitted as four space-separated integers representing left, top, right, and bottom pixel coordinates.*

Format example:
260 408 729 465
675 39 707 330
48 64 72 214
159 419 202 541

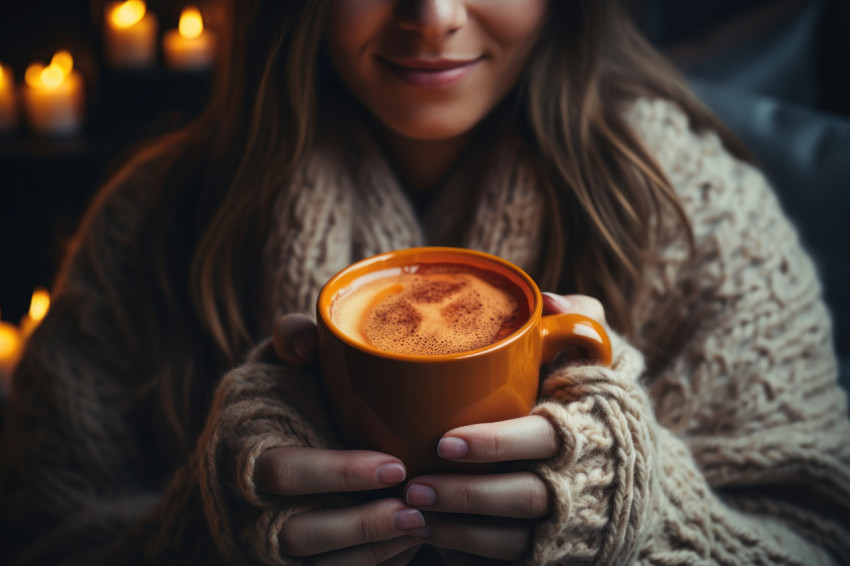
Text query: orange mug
316 247 611 476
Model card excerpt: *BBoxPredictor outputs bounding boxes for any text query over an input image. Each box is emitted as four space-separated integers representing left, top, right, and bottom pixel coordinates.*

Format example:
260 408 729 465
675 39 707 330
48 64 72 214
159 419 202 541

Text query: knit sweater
1 98 848 565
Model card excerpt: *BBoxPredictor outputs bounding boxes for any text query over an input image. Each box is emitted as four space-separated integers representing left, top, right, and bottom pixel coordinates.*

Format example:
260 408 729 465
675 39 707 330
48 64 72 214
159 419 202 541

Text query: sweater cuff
199 340 339 564
524 330 656 565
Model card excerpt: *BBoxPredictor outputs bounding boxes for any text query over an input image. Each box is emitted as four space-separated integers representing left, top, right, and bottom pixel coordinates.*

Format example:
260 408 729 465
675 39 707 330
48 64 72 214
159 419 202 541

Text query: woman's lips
378 56 483 89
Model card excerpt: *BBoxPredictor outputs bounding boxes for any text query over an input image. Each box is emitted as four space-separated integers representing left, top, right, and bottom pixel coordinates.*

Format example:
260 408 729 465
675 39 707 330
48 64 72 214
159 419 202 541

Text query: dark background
1 0 848 386
0 0 214 323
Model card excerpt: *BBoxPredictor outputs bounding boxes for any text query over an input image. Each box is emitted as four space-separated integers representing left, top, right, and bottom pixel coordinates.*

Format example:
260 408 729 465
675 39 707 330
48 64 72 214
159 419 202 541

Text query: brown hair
100 0 750 456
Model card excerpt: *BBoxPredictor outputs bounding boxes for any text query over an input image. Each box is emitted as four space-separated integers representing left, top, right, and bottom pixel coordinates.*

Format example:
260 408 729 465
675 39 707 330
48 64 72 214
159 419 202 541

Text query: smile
378 56 483 90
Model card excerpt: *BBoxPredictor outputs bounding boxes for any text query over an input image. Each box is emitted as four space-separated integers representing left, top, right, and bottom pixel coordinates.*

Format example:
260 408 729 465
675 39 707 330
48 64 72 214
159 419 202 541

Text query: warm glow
178 6 204 39
25 63 45 88
24 52 73 91
0 323 21 360
40 65 65 89
51 50 74 74
0 65 6 90
28 288 50 323
111 0 147 29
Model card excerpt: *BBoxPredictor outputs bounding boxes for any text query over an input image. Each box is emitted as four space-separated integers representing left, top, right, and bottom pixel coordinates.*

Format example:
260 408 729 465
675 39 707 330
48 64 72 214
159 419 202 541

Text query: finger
273 313 318 366
377 543 424 566
310 537 422 566
278 498 431 557
432 548 512 565
437 415 558 463
254 446 407 495
405 471 550 519
541 292 606 326
421 515 531 562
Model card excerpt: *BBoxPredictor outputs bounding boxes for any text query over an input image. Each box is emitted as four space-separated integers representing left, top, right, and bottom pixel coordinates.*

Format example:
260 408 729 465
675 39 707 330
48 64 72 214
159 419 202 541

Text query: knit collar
261 101 552 326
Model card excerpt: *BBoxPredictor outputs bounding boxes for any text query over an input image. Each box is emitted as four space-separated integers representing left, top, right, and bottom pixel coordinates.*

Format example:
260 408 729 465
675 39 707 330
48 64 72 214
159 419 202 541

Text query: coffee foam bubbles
331 268 523 356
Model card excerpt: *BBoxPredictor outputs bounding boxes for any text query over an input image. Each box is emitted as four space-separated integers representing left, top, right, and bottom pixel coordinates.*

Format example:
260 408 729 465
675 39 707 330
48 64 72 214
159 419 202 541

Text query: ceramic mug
316 247 612 475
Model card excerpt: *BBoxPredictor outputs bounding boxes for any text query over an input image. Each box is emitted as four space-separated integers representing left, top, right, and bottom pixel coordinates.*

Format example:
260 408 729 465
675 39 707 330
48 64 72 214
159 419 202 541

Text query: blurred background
0 0 848 388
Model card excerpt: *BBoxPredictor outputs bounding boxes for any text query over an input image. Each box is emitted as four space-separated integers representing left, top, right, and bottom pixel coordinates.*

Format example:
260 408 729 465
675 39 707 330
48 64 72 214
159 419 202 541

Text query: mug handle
540 314 612 366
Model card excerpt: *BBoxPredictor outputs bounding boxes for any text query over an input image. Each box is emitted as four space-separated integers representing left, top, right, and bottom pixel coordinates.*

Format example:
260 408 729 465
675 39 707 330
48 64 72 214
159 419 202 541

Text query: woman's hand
257 314 428 565
265 293 606 564
402 293 607 563
253 447 426 565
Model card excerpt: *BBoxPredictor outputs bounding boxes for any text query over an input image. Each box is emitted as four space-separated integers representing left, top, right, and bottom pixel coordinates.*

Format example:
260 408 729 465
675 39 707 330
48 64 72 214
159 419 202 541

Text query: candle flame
25 51 73 91
112 0 147 29
28 288 50 323
51 50 74 74
40 65 65 89
0 64 6 89
25 63 45 88
179 6 204 39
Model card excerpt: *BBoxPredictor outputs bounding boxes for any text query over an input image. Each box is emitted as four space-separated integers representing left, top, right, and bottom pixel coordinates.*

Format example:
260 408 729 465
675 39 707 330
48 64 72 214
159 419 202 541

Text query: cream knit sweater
1 99 848 565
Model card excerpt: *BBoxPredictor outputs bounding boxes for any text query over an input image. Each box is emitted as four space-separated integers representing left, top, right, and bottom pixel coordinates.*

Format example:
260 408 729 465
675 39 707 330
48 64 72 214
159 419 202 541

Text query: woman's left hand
404 415 557 562
405 293 607 563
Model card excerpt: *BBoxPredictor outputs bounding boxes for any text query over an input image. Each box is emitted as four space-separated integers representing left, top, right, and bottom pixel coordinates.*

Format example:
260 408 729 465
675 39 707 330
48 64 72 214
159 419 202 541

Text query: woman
2 0 848 564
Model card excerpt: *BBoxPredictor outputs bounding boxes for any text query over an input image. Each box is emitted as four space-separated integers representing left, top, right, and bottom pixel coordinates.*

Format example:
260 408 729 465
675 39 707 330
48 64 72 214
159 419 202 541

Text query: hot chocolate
330 263 528 355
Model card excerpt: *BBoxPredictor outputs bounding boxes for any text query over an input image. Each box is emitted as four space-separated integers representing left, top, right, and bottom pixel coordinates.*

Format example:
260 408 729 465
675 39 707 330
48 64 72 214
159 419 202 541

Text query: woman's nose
395 0 468 43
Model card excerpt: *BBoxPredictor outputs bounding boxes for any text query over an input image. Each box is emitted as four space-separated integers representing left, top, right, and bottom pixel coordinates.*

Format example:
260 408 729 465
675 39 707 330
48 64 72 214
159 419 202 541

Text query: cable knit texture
1 98 848 565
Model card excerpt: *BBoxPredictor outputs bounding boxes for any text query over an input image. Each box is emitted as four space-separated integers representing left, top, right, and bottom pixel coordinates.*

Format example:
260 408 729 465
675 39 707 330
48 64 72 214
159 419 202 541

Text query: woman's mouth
378 55 483 90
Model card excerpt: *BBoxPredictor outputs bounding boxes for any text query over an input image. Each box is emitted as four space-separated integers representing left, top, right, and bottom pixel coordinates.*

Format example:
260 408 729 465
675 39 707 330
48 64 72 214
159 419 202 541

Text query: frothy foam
331 264 526 355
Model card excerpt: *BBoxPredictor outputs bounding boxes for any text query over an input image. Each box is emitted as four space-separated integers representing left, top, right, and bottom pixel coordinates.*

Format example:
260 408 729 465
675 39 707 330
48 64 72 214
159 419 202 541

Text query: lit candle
19 287 51 342
163 6 216 71
104 0 158 68
22 51 85 136
0 311 22 390
0 62 17 133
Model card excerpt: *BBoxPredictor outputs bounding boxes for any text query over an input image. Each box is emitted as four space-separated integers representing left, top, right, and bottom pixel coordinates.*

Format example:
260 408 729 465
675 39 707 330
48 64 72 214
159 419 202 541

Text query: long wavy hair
85 0 750 460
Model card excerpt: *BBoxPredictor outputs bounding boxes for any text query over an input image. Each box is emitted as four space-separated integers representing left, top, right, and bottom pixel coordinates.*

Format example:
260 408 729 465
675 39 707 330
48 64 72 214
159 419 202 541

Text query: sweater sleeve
522 99 850 565
0 165 338 565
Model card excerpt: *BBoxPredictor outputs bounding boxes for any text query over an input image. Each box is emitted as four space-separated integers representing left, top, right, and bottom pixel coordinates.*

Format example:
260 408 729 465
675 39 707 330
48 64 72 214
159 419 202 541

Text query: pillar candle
0 62 17 132
22 51 85 136
104 1 158 68
0 318 22 389
163 6 216 71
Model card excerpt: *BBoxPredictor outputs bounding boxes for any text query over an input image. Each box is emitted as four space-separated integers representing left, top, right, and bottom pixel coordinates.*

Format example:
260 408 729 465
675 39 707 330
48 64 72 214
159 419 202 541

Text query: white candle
104 1 158 68
0 62 17 133
163 6 216 71
0 316 22 390
22 51 85 136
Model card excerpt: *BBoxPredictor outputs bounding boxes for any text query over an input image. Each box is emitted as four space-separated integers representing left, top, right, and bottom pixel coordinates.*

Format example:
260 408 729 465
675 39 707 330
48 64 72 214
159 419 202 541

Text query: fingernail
393 509 426 531
292 333 317 359
375 462 406 485
542 292 572 310
437 437 469 459
405 483 437 506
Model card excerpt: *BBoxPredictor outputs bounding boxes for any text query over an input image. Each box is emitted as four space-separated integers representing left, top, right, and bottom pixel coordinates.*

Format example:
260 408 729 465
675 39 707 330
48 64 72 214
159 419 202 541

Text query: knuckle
338 456 363 490
484 430 506 461
522 478 550 517
453 481 478 514
270 458 296 495
354 509 383 544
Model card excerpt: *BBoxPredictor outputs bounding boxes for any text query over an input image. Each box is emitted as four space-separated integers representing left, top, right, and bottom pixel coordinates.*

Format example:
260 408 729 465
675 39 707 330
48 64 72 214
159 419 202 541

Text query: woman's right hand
253 447 427 565
254 314 429 565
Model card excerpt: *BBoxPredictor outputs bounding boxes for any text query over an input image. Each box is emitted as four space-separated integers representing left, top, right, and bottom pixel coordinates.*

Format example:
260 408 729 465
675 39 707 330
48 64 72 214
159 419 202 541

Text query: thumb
273 314 319 367
541 292 607 327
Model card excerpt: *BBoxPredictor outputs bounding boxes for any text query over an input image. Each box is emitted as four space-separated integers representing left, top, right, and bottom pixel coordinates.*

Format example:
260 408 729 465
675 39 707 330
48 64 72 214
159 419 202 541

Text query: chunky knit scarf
261 107 552 321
